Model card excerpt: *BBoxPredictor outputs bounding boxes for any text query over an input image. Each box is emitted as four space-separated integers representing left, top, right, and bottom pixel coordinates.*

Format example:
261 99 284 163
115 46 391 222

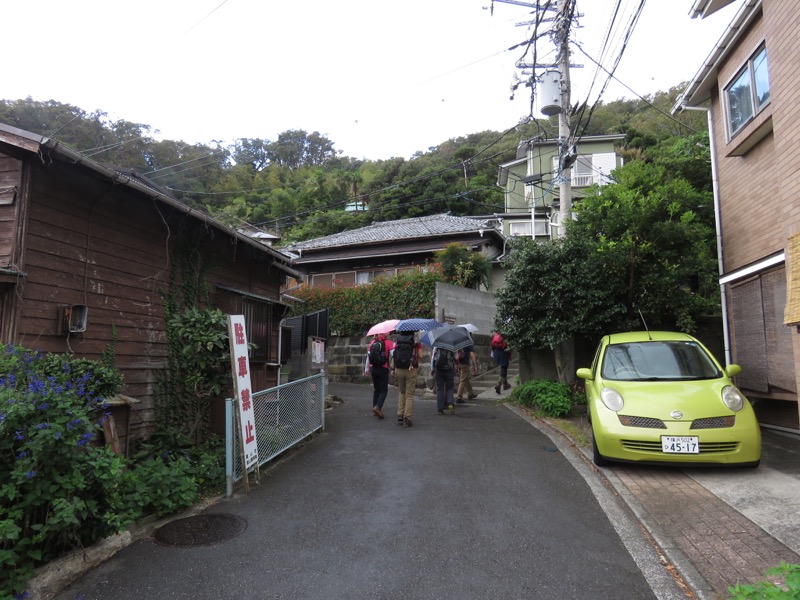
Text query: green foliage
434 243 492 289
289 268 445 335
728 562 800 599
157 244 232 447
0 345 127 597
0 345 223 598
510 379 578 418
570 147 718 332
495 235 624 351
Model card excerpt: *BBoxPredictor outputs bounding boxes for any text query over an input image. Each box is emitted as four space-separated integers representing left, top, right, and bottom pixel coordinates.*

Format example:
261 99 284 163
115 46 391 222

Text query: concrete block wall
324 333 495 390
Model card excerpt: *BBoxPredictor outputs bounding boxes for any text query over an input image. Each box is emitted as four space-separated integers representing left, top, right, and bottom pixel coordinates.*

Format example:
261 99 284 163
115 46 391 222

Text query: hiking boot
403 417 412 428
397 416 404 425
447 403 455 414
372 406 381 417
468 393 478 400
455 398 466 405
503 383 511 391
376 406 384 418
437 409 445 415
494 385 501 395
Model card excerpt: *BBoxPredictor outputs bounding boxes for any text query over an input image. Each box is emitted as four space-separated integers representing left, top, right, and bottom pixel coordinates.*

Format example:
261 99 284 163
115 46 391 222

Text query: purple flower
36 422 50 430
77 432 94 447
25 470 36 479
15 430 24 441
16 451 27 459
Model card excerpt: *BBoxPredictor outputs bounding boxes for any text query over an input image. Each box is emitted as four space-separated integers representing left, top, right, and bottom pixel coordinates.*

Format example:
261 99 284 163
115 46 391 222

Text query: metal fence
225 371 326 496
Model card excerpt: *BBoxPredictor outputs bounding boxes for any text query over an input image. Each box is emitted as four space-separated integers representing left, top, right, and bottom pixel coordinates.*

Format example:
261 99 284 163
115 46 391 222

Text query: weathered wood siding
9 156 287 443
0 152 22 266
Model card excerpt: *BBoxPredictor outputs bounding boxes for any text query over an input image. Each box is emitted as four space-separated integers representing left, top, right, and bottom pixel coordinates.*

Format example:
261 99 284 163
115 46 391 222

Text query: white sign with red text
228 315 259 471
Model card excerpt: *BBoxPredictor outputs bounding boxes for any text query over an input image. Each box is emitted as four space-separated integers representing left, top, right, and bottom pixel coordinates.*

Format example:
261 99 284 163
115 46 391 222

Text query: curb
509 404 710 600
26 495 225 600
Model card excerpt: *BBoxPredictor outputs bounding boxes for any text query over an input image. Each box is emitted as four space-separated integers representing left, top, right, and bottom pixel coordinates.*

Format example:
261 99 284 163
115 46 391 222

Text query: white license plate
661 436 699 454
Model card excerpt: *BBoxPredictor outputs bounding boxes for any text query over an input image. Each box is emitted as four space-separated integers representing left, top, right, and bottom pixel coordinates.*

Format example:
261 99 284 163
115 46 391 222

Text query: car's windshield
601 341 722 381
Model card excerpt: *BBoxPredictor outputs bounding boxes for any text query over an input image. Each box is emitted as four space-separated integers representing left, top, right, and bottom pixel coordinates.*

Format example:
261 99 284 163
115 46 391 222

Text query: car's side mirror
725 364 742 378
576 368 593 380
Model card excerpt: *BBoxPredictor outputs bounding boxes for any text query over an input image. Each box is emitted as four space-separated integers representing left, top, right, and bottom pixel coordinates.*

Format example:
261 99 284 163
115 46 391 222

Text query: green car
577 331 761 467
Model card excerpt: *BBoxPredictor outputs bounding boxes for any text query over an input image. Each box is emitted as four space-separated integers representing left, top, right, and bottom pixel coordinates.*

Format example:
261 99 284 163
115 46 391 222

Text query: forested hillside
0 90 706 243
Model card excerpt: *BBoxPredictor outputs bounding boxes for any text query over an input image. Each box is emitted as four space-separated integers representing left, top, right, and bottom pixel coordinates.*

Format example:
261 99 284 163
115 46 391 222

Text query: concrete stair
457 359 519 405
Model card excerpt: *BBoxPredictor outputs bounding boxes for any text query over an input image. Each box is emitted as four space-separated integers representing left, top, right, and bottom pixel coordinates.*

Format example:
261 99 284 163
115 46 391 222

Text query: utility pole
555 0 573 237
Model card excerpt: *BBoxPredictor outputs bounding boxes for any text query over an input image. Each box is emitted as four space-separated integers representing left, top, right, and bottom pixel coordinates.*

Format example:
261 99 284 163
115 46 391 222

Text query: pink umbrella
366 319 401 336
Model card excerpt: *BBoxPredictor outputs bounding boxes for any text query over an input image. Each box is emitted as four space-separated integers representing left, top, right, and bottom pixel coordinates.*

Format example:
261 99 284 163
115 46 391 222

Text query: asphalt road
54 382 684 600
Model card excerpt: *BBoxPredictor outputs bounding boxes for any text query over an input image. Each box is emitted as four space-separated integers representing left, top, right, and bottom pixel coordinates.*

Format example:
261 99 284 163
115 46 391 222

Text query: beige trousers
395 367 418 418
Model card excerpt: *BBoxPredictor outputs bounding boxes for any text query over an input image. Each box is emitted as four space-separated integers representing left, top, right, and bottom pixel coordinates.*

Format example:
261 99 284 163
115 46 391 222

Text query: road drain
154 513 247 547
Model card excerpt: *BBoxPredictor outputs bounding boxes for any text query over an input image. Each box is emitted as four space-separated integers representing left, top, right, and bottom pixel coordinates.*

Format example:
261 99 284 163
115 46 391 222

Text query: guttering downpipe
678 104 730 365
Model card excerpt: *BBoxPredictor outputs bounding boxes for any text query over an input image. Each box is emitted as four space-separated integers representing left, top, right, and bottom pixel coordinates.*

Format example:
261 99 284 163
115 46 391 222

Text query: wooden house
0 123 301 449
281 213 506 291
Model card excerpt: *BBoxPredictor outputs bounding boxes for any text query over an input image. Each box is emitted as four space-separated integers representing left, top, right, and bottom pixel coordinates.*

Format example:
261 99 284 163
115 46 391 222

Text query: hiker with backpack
455 341 478 404
390 332 422 428
431 345 456 415
364 333 395 419
490 331 512 394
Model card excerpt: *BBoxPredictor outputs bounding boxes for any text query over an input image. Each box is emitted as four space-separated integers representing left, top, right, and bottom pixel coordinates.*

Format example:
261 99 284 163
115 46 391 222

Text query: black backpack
434 347 454 371
368 339 387 366
394 334 415 369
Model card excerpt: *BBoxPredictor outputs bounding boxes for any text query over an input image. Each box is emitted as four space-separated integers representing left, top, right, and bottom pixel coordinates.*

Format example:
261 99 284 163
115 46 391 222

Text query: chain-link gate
226 372 326 496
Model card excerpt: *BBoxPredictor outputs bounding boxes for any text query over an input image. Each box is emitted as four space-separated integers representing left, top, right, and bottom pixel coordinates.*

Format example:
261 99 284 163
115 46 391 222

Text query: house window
725 45 770 137
334 272 356 287
311 273 334 289
242 299 275 361
552 155 593 187
572 156 593 187
509 221 547 237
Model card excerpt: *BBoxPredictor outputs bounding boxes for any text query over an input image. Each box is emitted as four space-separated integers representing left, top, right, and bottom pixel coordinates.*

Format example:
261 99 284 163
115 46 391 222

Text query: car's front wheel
592 433 610 467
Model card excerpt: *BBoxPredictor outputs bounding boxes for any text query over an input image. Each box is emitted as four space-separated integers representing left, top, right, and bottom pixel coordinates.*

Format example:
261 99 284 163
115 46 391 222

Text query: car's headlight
722 385 744 412
601 387 624 411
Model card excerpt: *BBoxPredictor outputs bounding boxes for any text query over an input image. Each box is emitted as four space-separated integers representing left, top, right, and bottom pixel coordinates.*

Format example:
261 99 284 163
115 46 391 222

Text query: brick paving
614 466 800 599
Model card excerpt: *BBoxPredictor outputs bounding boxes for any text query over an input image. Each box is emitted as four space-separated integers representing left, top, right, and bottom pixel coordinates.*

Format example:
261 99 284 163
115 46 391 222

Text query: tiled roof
283 214 495 252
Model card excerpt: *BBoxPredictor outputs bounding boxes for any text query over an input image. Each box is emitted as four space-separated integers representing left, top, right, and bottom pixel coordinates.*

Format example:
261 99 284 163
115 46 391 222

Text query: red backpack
491 332 506 350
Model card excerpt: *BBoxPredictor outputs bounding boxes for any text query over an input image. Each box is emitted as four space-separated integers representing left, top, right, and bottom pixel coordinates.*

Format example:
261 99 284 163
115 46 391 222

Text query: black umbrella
424 325 473 353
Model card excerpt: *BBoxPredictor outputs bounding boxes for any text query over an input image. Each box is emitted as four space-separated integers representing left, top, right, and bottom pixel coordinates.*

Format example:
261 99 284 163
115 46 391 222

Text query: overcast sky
4 0 739 160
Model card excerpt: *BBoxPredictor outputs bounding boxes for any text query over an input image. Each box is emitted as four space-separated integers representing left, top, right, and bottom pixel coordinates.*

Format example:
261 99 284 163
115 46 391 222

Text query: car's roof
604 331 696 344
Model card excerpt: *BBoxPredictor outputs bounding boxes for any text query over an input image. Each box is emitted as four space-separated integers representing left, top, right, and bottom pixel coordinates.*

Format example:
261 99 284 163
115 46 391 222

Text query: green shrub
0 345 223 599
728 562 800 599
510 379 577 418
0 345 126 597
289 267 445 336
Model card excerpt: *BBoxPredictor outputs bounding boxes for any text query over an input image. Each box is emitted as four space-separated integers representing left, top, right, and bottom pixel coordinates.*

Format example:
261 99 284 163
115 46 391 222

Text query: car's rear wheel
592 433 610 467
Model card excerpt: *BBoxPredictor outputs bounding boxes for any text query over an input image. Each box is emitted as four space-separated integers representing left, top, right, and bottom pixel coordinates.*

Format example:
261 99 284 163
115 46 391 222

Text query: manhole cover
154 513 247 547
457 412 496 420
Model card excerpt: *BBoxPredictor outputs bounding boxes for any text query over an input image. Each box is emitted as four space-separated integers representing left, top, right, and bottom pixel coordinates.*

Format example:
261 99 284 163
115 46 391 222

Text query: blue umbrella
395 318 444 332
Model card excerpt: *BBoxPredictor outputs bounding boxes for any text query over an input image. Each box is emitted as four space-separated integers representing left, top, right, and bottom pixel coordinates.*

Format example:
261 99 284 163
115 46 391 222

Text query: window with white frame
552 155 594 187
725 44 770 137
509 220 548 237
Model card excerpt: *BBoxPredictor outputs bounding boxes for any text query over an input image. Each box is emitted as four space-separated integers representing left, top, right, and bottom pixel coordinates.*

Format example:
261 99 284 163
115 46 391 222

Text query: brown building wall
5 154 288 445
708 1 800 428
